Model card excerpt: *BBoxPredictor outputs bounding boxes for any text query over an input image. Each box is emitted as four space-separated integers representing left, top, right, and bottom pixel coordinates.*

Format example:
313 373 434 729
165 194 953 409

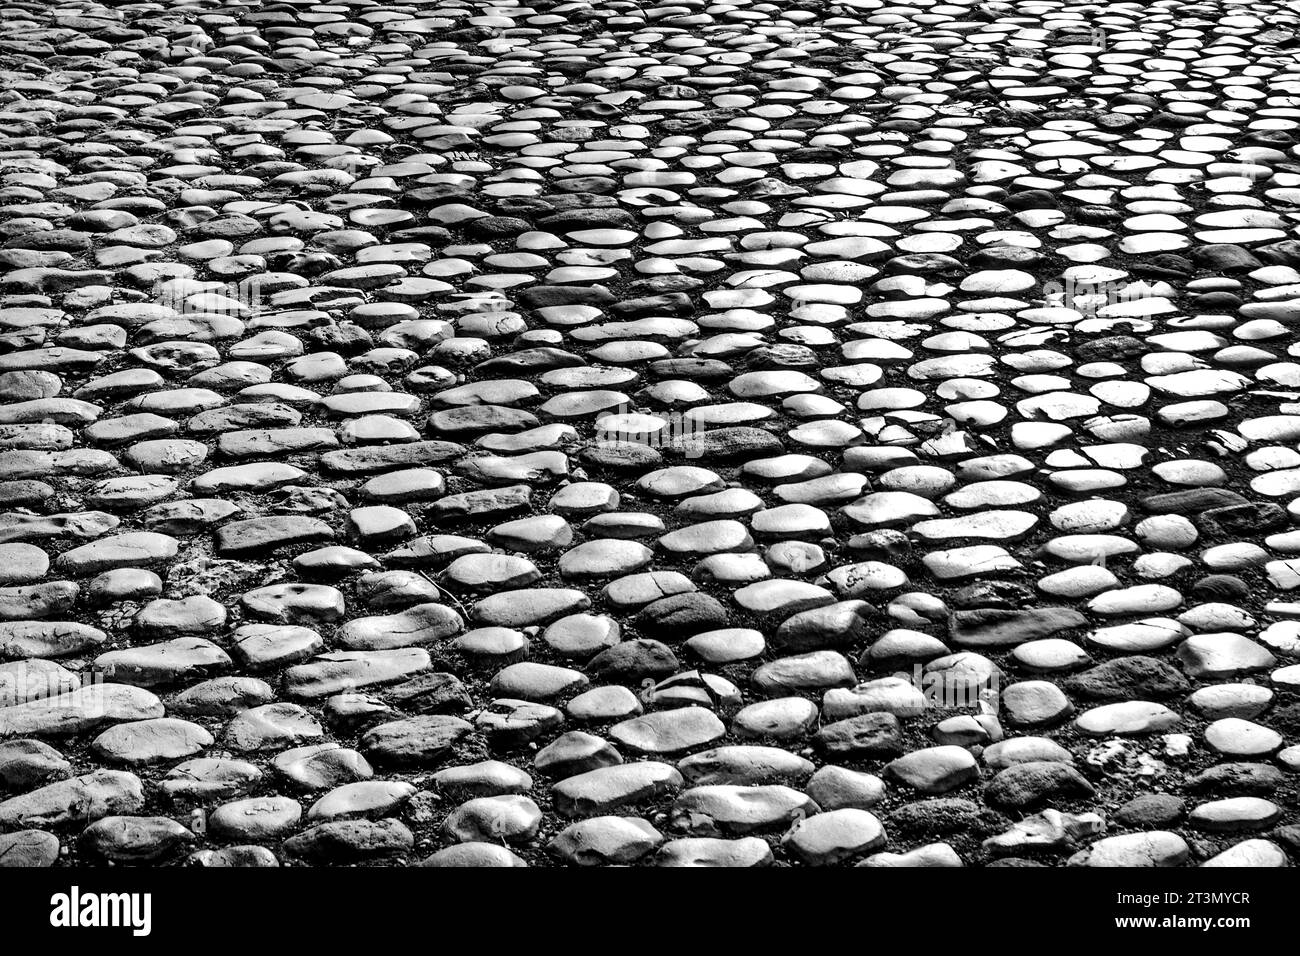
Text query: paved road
0 0 1297 867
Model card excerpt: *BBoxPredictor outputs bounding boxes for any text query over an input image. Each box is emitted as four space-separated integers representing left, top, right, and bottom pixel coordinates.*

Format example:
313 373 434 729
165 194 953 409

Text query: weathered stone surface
2 0 1298 873
360 715 474 766
949 607 1088 648
0 770 144 830
0 684 163 738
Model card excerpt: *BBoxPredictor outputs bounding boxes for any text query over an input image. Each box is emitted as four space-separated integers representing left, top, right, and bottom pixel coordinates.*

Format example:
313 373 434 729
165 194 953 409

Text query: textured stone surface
0 0 1296 872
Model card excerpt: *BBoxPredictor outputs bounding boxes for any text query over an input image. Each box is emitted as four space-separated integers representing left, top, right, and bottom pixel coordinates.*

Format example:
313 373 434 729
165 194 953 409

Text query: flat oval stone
610 709 726 756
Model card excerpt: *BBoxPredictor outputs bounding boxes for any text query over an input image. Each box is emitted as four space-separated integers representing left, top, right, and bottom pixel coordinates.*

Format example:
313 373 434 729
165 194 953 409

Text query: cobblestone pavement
1 0 1299 867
